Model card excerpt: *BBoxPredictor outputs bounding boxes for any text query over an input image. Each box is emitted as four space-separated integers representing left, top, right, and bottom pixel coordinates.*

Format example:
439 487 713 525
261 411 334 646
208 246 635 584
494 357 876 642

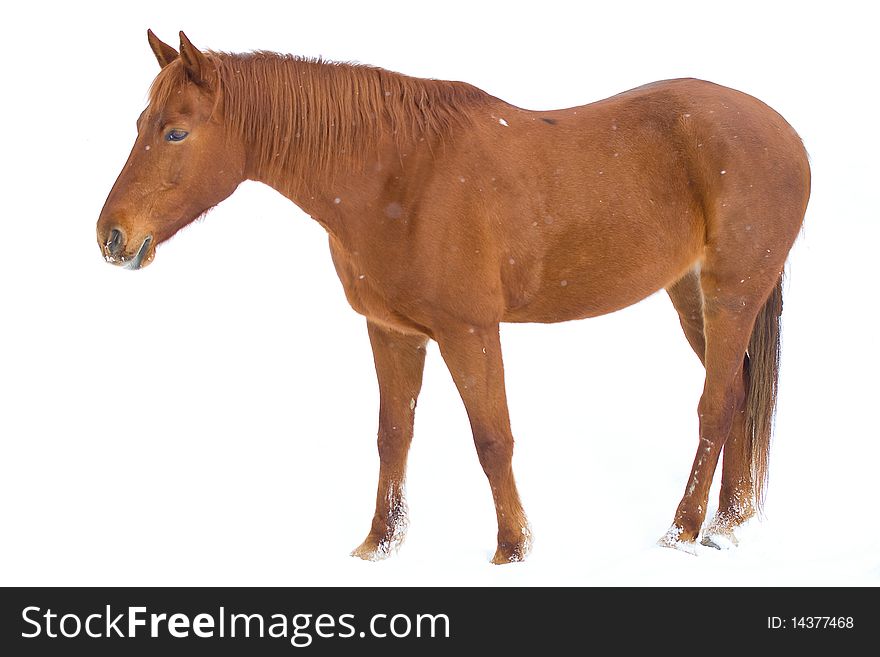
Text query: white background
1 1 877 586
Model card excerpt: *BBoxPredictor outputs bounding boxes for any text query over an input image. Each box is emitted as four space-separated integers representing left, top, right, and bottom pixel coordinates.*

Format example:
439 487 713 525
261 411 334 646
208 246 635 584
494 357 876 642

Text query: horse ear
179 31 214 88
147 29 179 69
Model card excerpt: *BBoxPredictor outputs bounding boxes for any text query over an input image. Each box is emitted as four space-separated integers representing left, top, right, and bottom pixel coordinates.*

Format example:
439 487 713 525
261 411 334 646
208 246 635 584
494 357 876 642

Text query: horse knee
473 431 513 474
377 426 407 461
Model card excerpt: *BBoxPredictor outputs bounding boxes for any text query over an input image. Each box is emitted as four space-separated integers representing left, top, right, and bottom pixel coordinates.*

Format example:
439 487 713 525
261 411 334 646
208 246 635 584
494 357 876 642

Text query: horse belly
501 207 702 323
503 265 682 324
492 114 704 323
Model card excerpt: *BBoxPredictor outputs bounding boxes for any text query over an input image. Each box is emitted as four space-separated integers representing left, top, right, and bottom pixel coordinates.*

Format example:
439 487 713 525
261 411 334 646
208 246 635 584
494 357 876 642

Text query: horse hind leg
662 264 780 551
667 269 756 548
702 277 782 548
700 363 754 548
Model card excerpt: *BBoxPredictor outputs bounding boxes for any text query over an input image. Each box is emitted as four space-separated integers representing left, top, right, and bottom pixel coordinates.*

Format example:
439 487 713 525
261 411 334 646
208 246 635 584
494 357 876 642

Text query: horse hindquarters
658 92 807 548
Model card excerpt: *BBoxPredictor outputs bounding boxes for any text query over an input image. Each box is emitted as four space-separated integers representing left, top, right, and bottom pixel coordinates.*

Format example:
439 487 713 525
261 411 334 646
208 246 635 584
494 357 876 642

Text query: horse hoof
657 526 698 555
700 510 750 550
491 532 532 564
351 538 396 562
700 530 738 550
491 547 528 564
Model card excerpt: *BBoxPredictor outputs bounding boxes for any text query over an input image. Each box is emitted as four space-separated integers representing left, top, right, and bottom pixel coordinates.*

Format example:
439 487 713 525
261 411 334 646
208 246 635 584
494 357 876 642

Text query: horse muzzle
100 227 154 270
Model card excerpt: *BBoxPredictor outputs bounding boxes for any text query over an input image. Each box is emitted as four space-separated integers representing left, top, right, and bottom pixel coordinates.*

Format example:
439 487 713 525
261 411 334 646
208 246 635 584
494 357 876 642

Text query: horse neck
222 54 488 236
249 137 400 242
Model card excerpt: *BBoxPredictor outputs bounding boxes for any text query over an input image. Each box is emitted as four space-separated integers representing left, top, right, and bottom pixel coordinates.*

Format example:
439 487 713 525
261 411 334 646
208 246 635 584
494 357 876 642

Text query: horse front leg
352 321 427 561
435 323 531 564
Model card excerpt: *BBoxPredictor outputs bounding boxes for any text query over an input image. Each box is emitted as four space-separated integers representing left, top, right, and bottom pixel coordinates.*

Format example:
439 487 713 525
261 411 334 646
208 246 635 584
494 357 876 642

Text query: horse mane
149 51 492 190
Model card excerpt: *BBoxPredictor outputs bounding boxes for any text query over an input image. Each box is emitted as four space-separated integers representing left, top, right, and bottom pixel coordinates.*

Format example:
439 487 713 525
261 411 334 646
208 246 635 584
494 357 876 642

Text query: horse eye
165 129 189 142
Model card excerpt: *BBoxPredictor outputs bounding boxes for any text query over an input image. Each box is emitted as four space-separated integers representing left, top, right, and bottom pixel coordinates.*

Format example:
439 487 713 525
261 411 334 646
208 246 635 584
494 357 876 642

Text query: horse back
405 78 809 324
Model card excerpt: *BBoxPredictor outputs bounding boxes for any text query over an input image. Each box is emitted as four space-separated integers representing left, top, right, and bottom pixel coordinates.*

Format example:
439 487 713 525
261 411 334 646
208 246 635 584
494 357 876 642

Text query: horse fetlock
352 498 409 561
672 500 709 537
717 488 756 524
700 507 754 550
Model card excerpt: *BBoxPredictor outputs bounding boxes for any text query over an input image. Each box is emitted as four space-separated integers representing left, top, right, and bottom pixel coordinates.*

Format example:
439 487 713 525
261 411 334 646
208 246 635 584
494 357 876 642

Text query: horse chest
327 237 424 333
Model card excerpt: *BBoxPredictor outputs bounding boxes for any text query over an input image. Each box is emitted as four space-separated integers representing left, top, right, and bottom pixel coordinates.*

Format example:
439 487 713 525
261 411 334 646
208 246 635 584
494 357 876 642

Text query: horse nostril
106 228 124 256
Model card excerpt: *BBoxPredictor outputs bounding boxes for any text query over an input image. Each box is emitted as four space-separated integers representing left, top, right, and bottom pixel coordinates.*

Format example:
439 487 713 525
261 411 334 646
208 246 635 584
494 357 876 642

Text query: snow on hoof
657 525 698 555
700 529 739 550
491 529 532 565
351 538 397 562
700 510 752 550
491 544 529 565
351 513 408 562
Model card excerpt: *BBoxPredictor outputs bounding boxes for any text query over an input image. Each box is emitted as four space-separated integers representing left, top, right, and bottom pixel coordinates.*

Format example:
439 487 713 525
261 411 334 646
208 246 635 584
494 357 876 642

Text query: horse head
96 31 246 269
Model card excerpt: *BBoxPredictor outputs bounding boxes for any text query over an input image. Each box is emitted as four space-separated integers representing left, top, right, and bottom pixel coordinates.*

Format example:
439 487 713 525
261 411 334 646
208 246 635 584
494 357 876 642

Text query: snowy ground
1 1 878 586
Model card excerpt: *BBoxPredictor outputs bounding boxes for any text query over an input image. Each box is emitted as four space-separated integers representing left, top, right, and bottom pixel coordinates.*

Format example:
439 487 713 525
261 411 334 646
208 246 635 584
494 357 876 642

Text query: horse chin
104 236 155 270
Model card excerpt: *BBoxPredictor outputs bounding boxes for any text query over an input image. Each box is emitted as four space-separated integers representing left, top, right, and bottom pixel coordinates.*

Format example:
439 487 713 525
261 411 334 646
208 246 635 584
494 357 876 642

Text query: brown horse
97 31 810 563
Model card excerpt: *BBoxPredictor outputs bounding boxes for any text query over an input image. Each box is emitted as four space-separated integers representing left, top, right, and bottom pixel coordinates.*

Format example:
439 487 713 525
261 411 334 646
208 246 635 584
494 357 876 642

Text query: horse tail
745 273 784 513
